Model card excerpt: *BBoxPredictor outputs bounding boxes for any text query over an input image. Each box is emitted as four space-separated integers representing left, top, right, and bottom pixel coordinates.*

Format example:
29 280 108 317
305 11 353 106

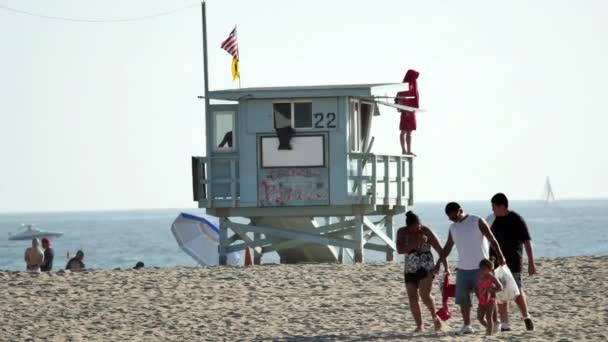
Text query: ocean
1 200 607 271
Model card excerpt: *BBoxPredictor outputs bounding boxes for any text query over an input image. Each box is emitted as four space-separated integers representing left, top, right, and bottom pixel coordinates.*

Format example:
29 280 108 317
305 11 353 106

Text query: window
273 103 291 129
273 101 313 129
349 100 374 152
214 111 235 151
349 100 360 151
294 102 312 128
360 102 373 148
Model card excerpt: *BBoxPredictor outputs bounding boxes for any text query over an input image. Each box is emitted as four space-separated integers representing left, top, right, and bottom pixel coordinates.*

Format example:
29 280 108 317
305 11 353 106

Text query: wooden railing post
357 157 364 200
371 155 377 205
206 158 213 208
230 159 237 207
384 155 390 205
408 158 414 206
396 156 402 206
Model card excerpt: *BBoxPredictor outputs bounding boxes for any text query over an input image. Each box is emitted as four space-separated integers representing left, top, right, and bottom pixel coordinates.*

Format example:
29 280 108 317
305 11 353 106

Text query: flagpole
201 1 211 150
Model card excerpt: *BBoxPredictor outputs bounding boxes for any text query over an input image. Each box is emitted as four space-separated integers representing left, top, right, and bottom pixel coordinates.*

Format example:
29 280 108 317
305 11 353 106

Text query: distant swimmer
395 69 420 156
24 238 44 272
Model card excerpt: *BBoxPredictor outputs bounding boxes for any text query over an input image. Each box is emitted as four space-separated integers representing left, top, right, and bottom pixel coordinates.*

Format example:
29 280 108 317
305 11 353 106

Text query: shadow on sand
253 331 456 341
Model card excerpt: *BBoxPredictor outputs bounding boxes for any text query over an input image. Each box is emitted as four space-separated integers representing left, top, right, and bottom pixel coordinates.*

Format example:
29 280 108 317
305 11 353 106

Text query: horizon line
1 196 607 216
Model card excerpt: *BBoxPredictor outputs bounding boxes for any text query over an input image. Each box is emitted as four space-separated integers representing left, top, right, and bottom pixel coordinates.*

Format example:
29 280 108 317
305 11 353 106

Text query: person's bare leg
498 302 509 325
486 304 495 335
406 282 423 331
419 275 442 331
515 290 530 317
405 131 415 156
477 305 488 329
460 303 472 326
516 289 534 330
400 131 407 154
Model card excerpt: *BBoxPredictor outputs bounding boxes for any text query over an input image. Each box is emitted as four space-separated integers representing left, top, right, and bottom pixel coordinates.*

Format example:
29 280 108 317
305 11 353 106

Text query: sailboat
543 177 556 203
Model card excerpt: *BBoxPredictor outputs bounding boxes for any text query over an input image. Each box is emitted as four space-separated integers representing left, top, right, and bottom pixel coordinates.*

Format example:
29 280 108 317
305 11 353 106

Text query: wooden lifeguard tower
192 83 416 264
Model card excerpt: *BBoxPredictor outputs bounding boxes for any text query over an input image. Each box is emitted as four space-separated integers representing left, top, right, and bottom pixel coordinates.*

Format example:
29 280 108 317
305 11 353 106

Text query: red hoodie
396 69 420 109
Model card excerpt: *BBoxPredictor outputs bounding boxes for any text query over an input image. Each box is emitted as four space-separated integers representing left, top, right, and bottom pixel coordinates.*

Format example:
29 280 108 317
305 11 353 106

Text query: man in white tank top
434 202 506 335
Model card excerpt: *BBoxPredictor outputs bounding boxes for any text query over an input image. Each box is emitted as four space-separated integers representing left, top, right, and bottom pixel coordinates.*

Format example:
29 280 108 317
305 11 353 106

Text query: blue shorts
455 268 480 305
512 272 523 288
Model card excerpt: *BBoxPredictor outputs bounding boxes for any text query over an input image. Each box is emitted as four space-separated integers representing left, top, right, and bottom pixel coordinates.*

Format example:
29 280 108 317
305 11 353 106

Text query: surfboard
373 100 427 113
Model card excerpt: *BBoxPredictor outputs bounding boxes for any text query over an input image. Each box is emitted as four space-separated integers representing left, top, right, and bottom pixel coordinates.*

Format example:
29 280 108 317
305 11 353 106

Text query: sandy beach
1 256 607 341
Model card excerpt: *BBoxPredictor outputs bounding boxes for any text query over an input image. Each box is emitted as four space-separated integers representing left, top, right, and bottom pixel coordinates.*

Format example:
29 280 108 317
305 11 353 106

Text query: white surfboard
373 100 427 113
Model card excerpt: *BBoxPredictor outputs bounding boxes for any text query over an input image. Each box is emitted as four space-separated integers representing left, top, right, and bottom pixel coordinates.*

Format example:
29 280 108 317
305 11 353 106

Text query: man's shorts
512 272 523 288
455 268 480 305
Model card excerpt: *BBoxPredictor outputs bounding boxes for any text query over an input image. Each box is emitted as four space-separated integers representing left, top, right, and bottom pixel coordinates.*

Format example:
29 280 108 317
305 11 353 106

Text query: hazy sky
1 0 606 213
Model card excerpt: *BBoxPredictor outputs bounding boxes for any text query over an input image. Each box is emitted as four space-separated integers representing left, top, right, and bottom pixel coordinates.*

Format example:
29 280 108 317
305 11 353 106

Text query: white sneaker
455 325 474 335
500 322 512 332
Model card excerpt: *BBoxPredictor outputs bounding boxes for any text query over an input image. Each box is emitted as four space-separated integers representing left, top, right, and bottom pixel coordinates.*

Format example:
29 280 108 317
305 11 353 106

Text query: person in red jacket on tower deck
395 69 420 156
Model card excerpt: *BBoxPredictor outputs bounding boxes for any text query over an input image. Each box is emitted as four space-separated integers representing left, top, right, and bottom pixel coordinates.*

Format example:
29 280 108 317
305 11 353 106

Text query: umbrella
171 213 240 266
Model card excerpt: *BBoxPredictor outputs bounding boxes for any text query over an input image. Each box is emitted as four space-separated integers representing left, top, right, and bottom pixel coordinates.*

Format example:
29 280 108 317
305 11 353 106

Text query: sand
1 256 607 341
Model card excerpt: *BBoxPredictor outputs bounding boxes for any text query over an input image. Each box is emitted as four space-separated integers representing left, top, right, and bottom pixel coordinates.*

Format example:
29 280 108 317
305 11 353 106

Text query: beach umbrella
170 213 240 266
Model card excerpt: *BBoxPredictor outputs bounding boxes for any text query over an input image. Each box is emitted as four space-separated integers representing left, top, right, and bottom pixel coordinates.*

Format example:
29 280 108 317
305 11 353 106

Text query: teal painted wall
207 96 355 208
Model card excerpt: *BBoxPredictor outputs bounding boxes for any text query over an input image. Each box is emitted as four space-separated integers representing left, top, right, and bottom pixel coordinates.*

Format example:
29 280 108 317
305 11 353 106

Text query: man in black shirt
488 193 536 332
40 238 54 272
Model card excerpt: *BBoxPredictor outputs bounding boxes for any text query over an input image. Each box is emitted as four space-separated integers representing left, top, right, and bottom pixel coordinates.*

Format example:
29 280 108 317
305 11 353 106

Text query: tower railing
348 152 414 207
192 156 240 208
193 153 412 209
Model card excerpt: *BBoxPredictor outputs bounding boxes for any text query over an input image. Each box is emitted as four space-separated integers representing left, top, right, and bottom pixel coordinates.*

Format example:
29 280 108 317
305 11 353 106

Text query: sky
0 0 606 213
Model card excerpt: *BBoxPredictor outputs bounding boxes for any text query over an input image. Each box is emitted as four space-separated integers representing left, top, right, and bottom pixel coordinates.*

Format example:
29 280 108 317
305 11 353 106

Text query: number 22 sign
313 112 337 129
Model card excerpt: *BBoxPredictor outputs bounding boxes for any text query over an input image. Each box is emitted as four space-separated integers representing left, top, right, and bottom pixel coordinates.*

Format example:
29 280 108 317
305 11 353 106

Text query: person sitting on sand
133 261 144 269
396 211 449 332
477 258 503 336
65 250 85 271
40 238 54 272
24 238 44 272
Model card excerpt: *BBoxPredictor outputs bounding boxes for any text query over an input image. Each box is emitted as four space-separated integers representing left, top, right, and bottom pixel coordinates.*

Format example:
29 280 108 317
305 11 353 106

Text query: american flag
220 27 239 59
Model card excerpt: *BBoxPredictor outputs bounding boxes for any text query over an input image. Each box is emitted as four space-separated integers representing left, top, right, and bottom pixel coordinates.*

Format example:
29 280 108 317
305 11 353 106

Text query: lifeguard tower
192 83 415 264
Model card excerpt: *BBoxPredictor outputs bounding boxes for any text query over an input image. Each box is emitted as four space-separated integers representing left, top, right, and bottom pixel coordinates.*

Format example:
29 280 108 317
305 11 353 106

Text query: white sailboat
543 177 556 203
